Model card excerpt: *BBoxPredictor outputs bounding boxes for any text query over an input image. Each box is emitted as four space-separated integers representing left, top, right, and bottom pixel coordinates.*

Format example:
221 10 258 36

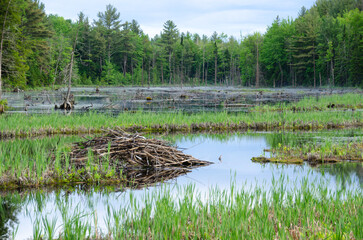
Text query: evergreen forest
0 0 362 92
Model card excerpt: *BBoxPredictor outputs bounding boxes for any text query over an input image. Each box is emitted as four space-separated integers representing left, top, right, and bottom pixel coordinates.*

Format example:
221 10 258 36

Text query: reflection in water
125 167 192 189
0 194 22 240
5 86 347 114
314 162 363 189
0 131 362 239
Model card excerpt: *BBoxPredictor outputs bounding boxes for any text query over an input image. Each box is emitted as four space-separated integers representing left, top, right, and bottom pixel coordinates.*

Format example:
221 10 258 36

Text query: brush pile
70 129 211 169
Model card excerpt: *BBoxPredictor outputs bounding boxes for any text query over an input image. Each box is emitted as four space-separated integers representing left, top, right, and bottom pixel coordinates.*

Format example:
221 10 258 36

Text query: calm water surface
5 86 356 114
1 132 362 239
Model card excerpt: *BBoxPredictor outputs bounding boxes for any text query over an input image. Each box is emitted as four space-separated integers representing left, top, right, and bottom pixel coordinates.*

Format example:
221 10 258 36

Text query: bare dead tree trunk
123 55 127 77
61 27 79 110
141 58 144 86
313 50 316 88
278 61 283 87
230 55 233 86
205 62 208 86
173 55 176 85
0 0 12 100
168 51 172 85
152 52 155 84
331 59 334 87
327 62 330 86
148 60 150 88
202 48 205 85
131 58 133 85
214 55 217 86
294 72 297 87
181 50 184 88
256 41 260 88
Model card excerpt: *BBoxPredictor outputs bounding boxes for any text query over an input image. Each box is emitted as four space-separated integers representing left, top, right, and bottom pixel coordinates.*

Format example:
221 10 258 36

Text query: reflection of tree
0 194 22 239
313 163 363 189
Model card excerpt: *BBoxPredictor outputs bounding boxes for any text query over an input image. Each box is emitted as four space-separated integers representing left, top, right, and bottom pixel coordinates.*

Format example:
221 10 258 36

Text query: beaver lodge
69 129 212 185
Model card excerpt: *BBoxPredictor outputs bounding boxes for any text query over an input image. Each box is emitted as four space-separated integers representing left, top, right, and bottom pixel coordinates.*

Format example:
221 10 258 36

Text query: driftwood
58 94 74 110
70 129 211 170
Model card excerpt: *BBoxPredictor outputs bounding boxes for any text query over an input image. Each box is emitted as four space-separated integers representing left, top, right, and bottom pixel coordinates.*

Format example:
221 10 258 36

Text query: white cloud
41 0 316 38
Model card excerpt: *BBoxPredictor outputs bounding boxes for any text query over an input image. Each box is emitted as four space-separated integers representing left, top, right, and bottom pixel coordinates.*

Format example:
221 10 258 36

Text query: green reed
265 133 363 164
13 175 362 239
0 136 125 189
1 107 361 136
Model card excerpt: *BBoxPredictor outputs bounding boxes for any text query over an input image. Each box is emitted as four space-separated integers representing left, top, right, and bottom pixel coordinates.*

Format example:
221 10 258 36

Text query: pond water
1 131 362 239
4 86 357 114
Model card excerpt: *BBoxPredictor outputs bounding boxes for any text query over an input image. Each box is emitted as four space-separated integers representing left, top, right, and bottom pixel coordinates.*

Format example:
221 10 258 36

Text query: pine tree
161 20 178 85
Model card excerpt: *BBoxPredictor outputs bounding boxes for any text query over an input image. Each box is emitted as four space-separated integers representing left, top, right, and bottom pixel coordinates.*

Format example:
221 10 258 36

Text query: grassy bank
0 134 203 190
1 109 362 138
252 131 363 164
253 93 363 112
1 93 362 137
18 176 362 239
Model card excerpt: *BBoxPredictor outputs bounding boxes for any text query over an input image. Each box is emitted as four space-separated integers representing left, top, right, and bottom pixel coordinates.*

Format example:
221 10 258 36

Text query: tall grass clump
295 93 363 109
0 136 80 188
112 176 362 239
257 133 363 164
18 175 362 239
0 108 361 137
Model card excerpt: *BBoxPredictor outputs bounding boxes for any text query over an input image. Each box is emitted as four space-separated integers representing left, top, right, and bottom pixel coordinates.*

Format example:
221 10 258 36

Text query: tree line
0 0 362 93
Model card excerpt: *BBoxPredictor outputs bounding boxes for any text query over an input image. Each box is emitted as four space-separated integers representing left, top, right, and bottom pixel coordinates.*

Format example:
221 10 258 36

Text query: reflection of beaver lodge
123 167 191 189
70 129 211 185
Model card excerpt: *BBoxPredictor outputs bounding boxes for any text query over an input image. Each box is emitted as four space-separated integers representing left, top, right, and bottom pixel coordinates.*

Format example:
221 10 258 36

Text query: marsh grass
254 134 363 164
0 136 125 189
11 175 363 239
253 93 363 112
0 108 361 138
0 133 207 189
0 93 361 138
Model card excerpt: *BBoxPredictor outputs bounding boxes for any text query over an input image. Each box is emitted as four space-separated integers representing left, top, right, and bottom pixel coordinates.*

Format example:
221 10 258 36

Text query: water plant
0 131 210 189
253 134 363 164
6 175 362 239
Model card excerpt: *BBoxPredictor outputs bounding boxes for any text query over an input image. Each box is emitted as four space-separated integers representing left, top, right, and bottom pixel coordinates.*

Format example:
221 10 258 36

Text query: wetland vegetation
0 124 362 238
0 175 362 239
1 93 362 138
0 0 362 238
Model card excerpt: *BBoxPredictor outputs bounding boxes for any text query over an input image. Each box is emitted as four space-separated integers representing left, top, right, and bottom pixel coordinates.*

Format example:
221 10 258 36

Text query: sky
40 0 317 39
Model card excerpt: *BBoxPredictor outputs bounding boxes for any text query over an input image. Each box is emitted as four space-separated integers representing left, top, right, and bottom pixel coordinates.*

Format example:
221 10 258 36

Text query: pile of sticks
70 129 211 169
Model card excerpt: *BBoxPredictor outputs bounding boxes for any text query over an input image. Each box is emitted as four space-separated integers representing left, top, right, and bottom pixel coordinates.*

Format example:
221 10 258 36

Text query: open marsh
1 91 362 138
3 86 362 114
1 91 362 239
0 131 362 239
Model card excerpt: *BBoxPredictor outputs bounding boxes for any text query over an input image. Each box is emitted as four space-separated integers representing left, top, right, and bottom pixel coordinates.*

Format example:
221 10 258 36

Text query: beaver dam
69 129 212 187
71 129 210 168
0 130 211 189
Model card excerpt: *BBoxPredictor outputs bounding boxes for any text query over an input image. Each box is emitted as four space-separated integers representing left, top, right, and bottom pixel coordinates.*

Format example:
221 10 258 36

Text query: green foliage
101 61 123 85
13 176 363 239
0 0 362 89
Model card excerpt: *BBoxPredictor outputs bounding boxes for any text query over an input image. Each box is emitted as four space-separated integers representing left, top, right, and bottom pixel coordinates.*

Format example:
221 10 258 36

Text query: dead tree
59 26 79 110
